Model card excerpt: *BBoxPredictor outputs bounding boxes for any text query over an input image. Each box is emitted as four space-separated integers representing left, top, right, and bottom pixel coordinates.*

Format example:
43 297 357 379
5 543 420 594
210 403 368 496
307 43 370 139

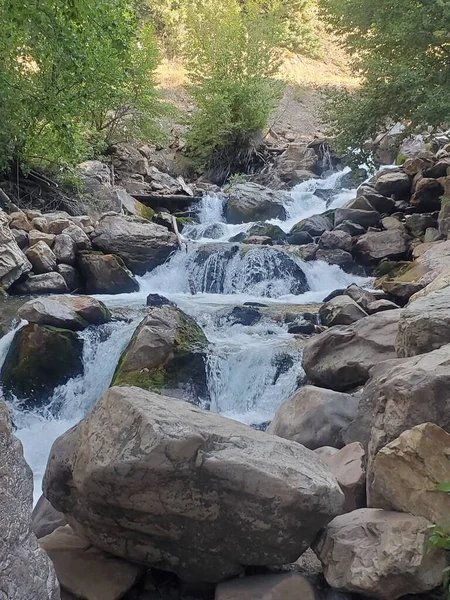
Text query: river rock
302 310 401 392
26 240 57 274
56 265 81 292
45 218 72 235
28 229 56 247
354 230 410 264
314 508 446 600
368 423 450 522
18 296 111 331
333 221 366 236
358 189 396 214
424 227 442 242
91 214 178 275
366 299 399 313
319 230 352 252
411 177 443 212
382 216 405 231
63 223 91 250
334 208 380 228
267 385 358 449
8 211 33 232
248 223 286 242
315 442 366 512
53 234 77 265
13 272 69 294
215 573 316 600
225 184 287 224
1 323 83 406
319 295 368 326
43 386 344 583
403 156 434 176
113 302 208 403
78 251 139 294
40 525 143 600
375 170 411 199
243 235 272 246
289 214 332 238
0 399 60 600
409 266 450 301
0 217 32 289
32 495 67 539
405 213 437 237
396 287 450 356
315 248 355 271
11 228 29 249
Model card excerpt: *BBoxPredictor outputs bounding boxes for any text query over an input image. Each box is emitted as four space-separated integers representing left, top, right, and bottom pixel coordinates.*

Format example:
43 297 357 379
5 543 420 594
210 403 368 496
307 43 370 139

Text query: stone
28 229 55 247
225 184 288 224
315 442 366 512
289 213 332 239
381 216 405 231
354 230 410 264
403 156 434 176
319 295 368 326
424 227 442 242
424 158 450 179
43 386 344 583
369 423 450 522
112 303 208 403
13 272 69 295
286 230 315 245
334 208 380 228
0 399 60 600
359 190 396 214
315 248 355 271
267 385 359 450
343 283 384 311
32 495 67 539
77 251 139 294
366 299 399 313
333 221 366 236
409 266 450 301
288 322 316 334
411 177 443 212
53 234 77 265
344 196 375 212
405 213 438 237
314 508 446 600
40 525 143 600
0 323 83 406
243 235 273 245
396 287 450 356
9 211 33 232
0 220 32 289
91 214 178 275
294 243 317 261
56 265 81 292
63 223 91 250
26 241 57 274
375 170 411 199
215 573 316 600
319 230 352 252
248 223 287 242
302 310 401 392
18 296 111 331
380 279 424 304
11 228 29 249
45 218 72 235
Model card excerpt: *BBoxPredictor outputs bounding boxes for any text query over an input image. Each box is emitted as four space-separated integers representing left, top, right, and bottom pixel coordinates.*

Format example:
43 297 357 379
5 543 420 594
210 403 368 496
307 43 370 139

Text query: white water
0 169 370 497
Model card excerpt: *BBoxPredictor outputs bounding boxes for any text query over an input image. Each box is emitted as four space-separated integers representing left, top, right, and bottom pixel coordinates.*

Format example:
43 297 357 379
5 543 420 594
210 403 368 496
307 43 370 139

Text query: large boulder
18 296 111 331
314 508 446 600
396 287 450 357
267 385 359 450
13 272 69 294
302 310 401 392
319 295 368 327
91 214 178 275
43 386 344 583
1 324 84 406
375 170 411 199
78 251 139 294
225 184 288 224
0 214 32 289
319 230 352 252
334 208 380 229
411 177 443 212
53 234 77 265
113 301 208 403
32 495 67 539
215 573 316 600
25 241 57 273
369 423 450 522
354 230 410 265
0 399 60 600
288 214 332 239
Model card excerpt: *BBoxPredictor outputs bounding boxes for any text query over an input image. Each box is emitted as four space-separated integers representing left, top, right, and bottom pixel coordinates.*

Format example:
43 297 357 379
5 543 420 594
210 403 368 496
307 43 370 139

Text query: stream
0 169 370 500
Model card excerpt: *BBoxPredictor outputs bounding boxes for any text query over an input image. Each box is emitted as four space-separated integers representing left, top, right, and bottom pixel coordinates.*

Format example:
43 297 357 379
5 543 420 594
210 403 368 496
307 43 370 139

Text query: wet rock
319 295 368 326
288 322 315 334
267 385 358 449
28 229 55 247
43 386 344 583
32 495 67 539
319 230 352 252
225 184 288 224
333 221 366 236
248 223 286 242
146 294 174 307
26 240 57 274
334 208 380 229
0 216 32 289
315 248 355 271
215 573 316 600
92 214 178 275
354 230 410 264
369 423 450 522
314 508 445 600
294 243 317 261
56 265 81 292
13 272 69 294
228 306 261 326
18 296 111 331
53 234 77 265
289 214 332 238
0 399 60 600
286 231 314 245
315 442 366 512
375 170 412 199
0 324 84 405
113 303 208 403
78 251 139 294
405 214 437 237
411 177 443 212
243 235 273 246
302 310 401 392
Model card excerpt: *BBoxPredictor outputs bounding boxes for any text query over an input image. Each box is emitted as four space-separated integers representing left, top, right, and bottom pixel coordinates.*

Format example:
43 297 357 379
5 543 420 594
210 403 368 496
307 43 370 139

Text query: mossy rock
112 304 209 404
1 324 84 407
248 223 287 241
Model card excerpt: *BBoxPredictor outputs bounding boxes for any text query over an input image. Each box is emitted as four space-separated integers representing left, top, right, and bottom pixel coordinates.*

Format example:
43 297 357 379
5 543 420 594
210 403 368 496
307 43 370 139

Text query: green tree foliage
0 0 165 172
319 0 450 154
182 0 284 179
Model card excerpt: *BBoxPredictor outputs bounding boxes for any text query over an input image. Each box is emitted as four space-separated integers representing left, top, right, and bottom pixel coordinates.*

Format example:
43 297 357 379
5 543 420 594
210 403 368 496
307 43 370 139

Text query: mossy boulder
113 301 208 404
1 324 84 407
248 223 287 242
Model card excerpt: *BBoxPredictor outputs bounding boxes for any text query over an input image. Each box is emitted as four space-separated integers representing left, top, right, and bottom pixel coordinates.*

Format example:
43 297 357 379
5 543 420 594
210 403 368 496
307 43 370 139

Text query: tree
318 0 450 155
0 0 165 172
182 0 284 180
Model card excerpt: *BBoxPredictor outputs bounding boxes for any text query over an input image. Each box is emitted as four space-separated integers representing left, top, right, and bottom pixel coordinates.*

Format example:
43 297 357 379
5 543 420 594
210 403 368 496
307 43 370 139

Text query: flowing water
0 169 370 498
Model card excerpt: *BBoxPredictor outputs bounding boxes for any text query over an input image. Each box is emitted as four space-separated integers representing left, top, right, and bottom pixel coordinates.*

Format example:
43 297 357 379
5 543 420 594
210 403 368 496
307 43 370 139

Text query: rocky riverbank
3 140 450 600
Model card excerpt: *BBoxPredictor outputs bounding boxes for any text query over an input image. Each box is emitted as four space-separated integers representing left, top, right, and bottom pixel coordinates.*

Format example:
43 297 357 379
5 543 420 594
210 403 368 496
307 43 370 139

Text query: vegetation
319 0 450 156
0 0 166 173
182 0 284 180
428 483 450 599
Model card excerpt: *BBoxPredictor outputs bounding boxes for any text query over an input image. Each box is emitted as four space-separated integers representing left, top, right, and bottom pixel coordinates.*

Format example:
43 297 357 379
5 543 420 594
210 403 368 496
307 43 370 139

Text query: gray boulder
289 214 332 238
375 170 411 199
18 296 111 331
53 234 77 265
43 386 344 583
13 272 69 294
225 184 288 224
78 251 139 294
319 230 352 252
354 230 410 264
0 214 32 288
334 209 380 228
26 241 57 274
32 495 67 539
319 295 368 327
